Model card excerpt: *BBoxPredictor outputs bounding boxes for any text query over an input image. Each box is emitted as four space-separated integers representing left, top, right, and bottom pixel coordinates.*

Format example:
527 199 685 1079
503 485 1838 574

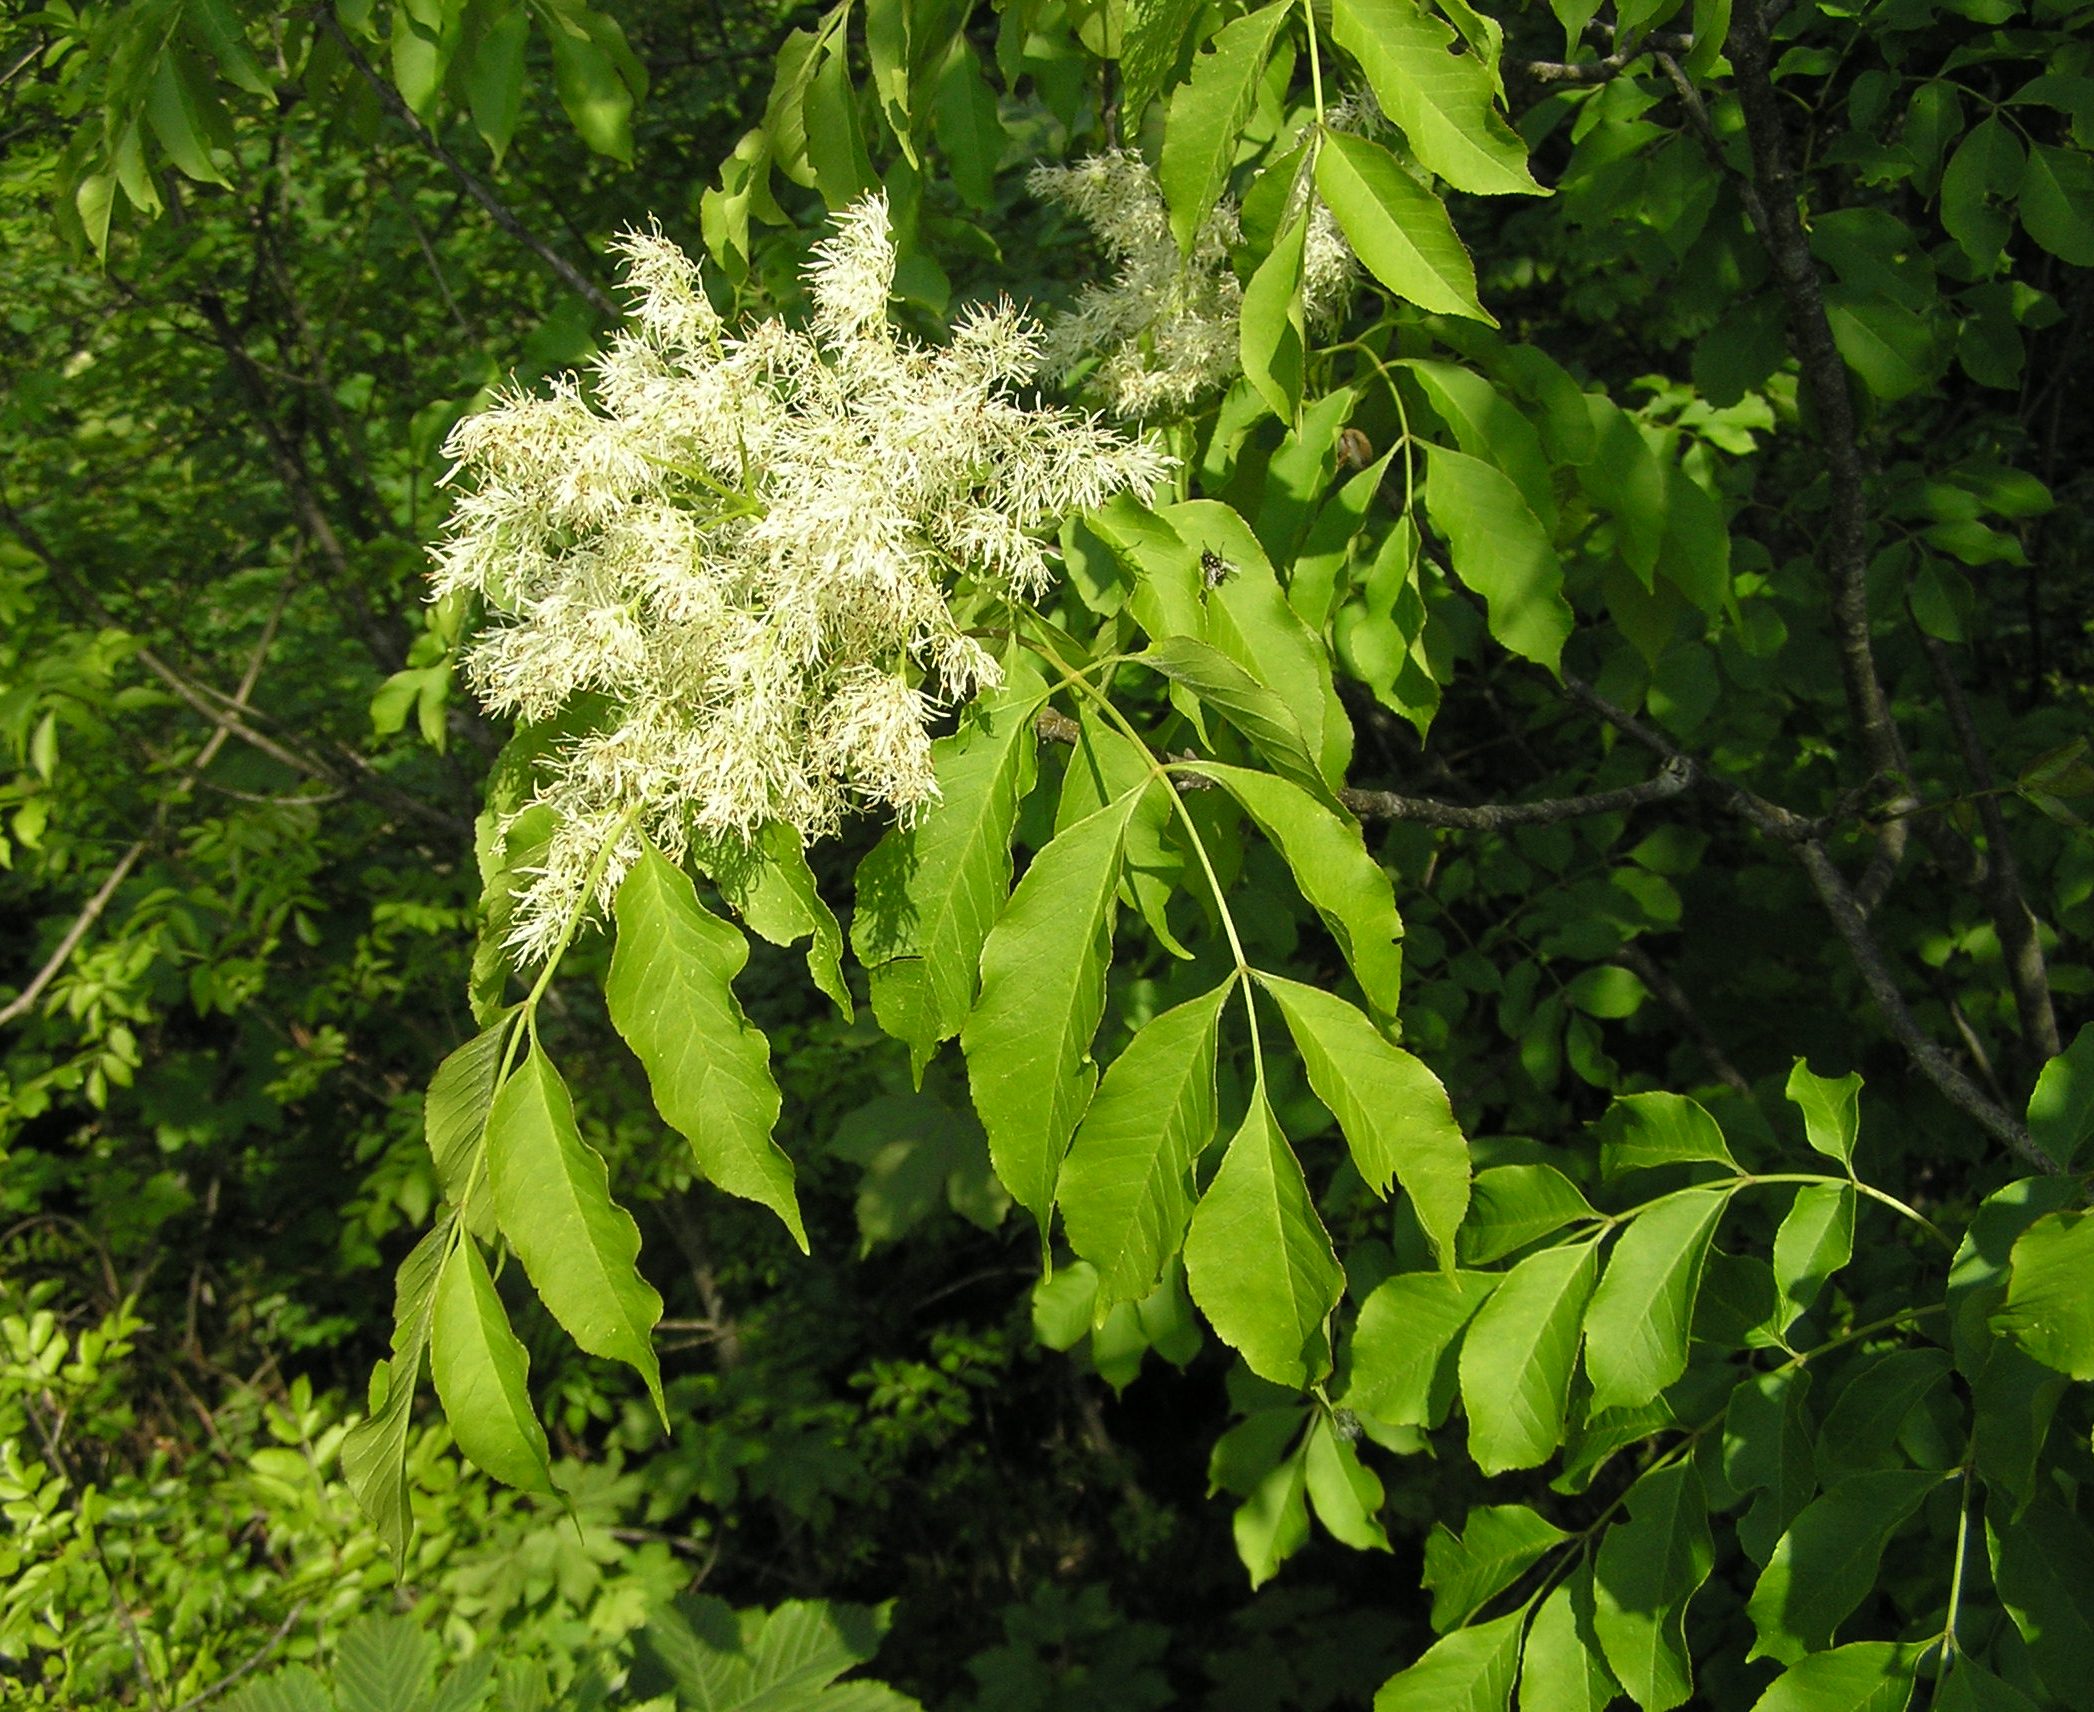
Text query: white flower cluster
1028 148 1355 417
433 195 1170 963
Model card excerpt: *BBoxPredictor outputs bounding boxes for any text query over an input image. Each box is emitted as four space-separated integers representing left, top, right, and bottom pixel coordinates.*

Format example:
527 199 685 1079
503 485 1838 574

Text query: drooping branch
317 9 618 319
1034 706 1694 827
1336 760 1693 828
1917 629 2062 1061
0 577 296 1031
1560 672 2052 1172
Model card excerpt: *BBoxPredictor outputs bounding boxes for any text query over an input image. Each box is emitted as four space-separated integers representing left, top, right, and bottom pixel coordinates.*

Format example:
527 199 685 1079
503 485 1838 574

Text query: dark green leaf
1990 1495 2094 1709
1746 1470 1943 1664
2020 144 2094 266
1592 1463 1715 1712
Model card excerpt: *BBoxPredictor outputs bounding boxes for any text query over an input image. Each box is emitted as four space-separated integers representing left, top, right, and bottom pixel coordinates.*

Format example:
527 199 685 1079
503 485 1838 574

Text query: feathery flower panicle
1028 148 1356 418
434 194 1169 963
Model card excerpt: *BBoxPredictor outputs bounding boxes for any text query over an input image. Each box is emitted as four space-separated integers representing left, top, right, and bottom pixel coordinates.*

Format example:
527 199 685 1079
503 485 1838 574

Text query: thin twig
318 8 617 318
165 1602 307 1712
1615 943 1753 1095
1336 760 1693 828
1916 629 2061 1062
1033 706 1694 827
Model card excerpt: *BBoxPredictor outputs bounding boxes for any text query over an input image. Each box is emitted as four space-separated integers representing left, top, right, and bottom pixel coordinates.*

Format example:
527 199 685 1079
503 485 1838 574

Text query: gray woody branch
1034 707 1693 828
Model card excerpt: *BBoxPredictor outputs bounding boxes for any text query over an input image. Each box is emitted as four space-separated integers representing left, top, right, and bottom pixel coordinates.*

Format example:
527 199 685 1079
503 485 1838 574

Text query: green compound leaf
1458 1240 1598 1474
1057 983 1228 1305
1786 1059 1863 1168
1772 1182 1855 1328
609 845 802 1248
1420 443 1571 672
1137 635 1336 805
853 665 1044 1073
1241 207 1308 423
1329 0 1541 195
1583 1187 1728 1413
1459 1165 1597 1266
1184 1087 1346 1388
1996 1209 2094 1380
1746 1471 1944 1665
963 788 1144 1233
1599 1090 1738 1178
488 1047 665 1421
1315 130 1495 323
430 1236 556 1495
342 1222 448 1561
1423 1503 1568 1632
423 1012 514 1243
1520 1563 1620 1712
1592 1462 1715 1712
1185 765 1404 1029
1258 973 1469 1263
1747 1643 1919 1712
1372 1604 1526 1712
1344 1269 1498 1428
1158 2 1291 252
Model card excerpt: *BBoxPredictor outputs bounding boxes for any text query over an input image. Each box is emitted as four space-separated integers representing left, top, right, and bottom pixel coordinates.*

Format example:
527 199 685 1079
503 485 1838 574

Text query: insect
1336 427 1375 472
1200 549 1235 590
